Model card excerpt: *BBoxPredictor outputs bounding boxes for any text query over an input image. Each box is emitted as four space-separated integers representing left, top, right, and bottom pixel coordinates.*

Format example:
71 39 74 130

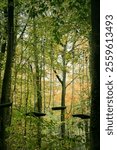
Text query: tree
0 0 14 149
33 16 43 148
53 42 67 138
90 0 100 150
0 6 7 96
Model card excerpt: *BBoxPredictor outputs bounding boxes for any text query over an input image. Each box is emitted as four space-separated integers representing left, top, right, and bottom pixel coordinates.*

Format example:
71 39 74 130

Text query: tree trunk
33 17 42 148
0 7 8 97
61 74 66 138
0 0 14 149
90 0 100 150
61 45 66 138
33 18 42 113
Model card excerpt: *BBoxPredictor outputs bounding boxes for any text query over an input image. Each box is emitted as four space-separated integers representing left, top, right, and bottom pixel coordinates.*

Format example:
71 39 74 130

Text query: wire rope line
48 66 52 109
50 44 55 108
66 47 75 115
85 50 91 114
41 38 46 113
47 44 54 109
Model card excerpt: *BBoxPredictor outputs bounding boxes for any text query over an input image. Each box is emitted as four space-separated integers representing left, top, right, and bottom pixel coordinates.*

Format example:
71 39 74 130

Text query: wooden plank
52 106 66 110
72 114 90 119
25 112 46 117
0 102 12 108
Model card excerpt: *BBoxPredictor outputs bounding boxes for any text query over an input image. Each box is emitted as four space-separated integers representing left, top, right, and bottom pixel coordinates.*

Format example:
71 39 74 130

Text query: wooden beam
0 102 12 108
72 114 90 119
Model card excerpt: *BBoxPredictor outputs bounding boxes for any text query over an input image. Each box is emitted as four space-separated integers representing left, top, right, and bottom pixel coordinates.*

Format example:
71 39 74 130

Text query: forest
0 0 100 150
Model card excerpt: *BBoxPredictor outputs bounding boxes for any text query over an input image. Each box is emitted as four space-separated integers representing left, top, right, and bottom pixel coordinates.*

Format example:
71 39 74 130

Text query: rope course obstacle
0 102 12 108
8 29 91 149
25 37 47 118
25 111 46 117
72 50 90 119
52 106 66 110
72 114 90 119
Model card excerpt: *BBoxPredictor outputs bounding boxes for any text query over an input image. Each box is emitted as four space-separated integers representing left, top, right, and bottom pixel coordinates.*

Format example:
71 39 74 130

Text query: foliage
7 108 89 150
0 0 91 149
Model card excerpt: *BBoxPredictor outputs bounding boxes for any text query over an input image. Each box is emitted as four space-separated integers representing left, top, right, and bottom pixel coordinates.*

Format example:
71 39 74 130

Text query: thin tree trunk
61 45 66 138
61 77 66 138
90 0 100 150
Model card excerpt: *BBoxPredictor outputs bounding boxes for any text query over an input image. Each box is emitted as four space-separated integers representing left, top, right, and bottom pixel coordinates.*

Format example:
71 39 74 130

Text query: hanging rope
52 71 55 108
20 37 24 109
42 38 46 113
72 49 90 119
25 36 46 117
47 43 54 109
71 47 75 114
48 65 52 109
66 46 75 116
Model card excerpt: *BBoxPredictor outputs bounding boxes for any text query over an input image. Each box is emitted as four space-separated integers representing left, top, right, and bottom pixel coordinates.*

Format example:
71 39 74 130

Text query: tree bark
90 0 100 150
0 7 8 97
61 45 66 138
0 0 14 149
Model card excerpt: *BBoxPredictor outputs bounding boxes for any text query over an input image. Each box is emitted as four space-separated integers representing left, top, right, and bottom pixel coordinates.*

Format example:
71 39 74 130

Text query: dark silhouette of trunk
61 45 66 138
0 7 8 96
0 0 14 149
90 0 100 150
0 7 7 54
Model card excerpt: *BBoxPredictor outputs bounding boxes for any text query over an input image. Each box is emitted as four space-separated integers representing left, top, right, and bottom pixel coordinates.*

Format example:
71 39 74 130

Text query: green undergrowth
6 107 89 150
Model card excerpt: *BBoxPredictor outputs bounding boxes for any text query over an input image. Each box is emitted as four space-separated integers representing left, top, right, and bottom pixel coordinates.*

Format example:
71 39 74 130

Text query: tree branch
53 69 63 85
66 76 78 88
17 21 28 41
17 10 31 42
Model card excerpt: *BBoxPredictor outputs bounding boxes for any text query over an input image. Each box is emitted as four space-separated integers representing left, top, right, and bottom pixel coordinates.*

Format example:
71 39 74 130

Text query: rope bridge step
52 106 66 110
25 112 46 117
0 102 12 108
72 114 90 119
